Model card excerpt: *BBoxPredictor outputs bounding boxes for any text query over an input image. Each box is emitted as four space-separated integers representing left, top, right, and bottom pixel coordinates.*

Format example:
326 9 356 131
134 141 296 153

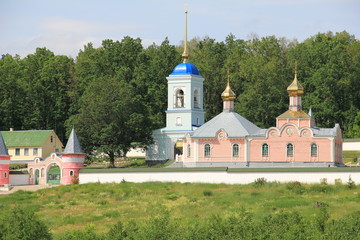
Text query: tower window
262 144 269 157
194 89 199 108
311 143 317 157
175 89 184 108
287 143 294 157
187 144 191 157
204 144 211 157
70 170 74 177
233 144 239 157
176 117 182 126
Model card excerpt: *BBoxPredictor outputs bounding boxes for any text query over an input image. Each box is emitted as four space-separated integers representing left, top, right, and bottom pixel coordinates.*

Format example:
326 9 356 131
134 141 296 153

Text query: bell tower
147 10 205 161
165 10 205 130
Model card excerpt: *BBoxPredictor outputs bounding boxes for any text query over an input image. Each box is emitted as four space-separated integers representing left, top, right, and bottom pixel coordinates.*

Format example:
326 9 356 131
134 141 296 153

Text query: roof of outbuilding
63 128 84 154
1 130 57 147
191 111 261 138
0 132 9 156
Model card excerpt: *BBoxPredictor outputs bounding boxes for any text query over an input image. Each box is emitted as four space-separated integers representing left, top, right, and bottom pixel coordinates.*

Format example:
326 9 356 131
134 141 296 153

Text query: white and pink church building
179 70 343 167
146 46 343 167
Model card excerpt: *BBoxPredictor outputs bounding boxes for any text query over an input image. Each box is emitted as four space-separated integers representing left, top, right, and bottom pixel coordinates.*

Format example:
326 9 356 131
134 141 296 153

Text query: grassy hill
0 181 359 239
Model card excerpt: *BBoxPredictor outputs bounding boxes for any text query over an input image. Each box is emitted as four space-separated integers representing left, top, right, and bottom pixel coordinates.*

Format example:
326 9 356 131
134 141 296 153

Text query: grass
0 181 359 238
343 151 360 163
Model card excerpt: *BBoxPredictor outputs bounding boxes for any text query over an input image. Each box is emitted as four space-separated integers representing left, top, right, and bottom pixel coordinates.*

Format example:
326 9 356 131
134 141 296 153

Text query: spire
221 73 236 112
287 61 304 96
0 132 9 156
308 108 313 117
63 128 83 154
182 10 189 63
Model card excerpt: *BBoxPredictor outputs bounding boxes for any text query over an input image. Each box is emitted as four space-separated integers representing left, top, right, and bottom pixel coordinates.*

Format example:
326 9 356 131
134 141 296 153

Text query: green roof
1 130 53 147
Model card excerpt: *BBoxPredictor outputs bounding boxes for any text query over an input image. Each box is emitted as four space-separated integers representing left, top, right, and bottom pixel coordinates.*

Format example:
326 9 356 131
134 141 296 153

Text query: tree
69 76 152 167
0 54 25 130
0 207 52 240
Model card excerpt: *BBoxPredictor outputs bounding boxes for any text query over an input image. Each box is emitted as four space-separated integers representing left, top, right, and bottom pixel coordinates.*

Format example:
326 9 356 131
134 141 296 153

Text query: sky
1 0 359 58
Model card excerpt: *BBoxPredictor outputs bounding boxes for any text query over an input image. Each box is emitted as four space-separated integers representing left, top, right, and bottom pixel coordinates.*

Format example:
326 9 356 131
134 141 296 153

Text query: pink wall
250 125 332 162
0 156 10 186
183 135 245 162
61 161 84 185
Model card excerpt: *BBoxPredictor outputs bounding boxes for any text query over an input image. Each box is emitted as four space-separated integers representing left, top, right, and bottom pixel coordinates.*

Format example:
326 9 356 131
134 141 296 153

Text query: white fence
80 171 360 185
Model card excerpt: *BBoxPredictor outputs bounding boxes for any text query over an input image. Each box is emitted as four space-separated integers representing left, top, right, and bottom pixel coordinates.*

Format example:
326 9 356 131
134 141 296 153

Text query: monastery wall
79 171 360 185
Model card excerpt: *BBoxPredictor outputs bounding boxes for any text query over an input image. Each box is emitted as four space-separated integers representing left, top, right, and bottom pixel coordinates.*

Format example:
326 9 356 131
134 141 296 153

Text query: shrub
334 178 342 185
0 207 52 240
72 175 79 184
254 177 267 187
286 181 305 194
347 175 356 189
320 178 328 185
203 190 213 196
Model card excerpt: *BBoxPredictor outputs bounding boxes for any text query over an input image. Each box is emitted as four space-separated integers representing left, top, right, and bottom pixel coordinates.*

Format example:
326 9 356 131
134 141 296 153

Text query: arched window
69 170 74 177
187 144 191 157
204 144 211 157
232 144 239 157
311 143 317 157
194 89 199 108
287 143 294 157
4 172 8 178
175 89 184 108
262 144 269 157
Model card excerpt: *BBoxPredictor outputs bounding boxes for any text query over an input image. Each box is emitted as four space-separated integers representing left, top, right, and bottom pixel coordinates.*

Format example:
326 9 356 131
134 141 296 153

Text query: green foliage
347 175 356 189
0 207 52 240
253 177 268 187
1 182 360 239
203 190 213 196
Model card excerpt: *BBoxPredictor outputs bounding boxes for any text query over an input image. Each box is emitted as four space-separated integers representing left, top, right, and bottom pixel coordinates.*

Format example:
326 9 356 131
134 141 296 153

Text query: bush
347 175 356 189
254 177 267 187
286 181 305 194
0 207 52 240
203 190 213 196
334 178 342 185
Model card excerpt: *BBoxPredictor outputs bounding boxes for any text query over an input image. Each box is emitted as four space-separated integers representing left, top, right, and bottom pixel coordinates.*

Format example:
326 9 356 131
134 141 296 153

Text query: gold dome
221 81 236 101
287 71 304 96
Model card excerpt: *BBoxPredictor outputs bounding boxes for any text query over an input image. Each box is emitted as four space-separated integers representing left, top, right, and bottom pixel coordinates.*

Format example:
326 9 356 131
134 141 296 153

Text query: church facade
180 71 343 167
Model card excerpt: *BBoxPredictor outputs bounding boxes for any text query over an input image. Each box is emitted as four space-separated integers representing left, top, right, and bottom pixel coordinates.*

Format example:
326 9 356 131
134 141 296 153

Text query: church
146 12 343 167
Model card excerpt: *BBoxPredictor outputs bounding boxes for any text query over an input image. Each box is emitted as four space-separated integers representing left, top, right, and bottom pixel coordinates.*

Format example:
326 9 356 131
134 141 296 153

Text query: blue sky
1 0 359 58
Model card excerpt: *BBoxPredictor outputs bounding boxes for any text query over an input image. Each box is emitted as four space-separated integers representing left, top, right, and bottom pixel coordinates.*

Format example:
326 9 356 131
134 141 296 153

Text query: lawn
0 181 359 239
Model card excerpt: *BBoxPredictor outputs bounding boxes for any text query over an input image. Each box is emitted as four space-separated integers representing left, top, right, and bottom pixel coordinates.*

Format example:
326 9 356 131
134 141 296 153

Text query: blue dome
170 62 200 76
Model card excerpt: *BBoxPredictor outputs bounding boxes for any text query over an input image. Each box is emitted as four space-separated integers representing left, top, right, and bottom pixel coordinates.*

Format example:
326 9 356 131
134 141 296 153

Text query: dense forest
0 31 359 161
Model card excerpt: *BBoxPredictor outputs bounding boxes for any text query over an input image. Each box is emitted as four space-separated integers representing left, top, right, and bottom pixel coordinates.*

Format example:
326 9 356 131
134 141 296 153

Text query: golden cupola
287 69 304 96
221 80 236 101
